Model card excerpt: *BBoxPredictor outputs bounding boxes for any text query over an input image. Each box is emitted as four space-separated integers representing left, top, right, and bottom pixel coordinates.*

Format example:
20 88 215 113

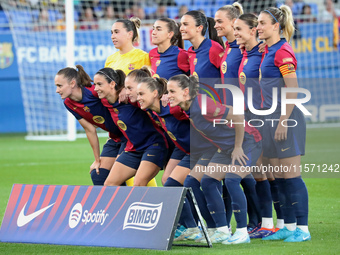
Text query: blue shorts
262 107 306 159
116 147 168 170
210 134 262 167
118 141 127 155
190 149 218 169
177 153 190 169
100 138 122 158
171 147 187 160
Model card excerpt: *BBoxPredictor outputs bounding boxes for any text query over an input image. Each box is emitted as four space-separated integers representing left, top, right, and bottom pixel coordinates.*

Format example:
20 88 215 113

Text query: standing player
94 68 168 186
105 17 150 75
257 5 310 242
167 74 262 244
215 3 262 233
234 13 281 238
149 18 190 80
104 16 157 187
180 10 225 104
214 2 243 105
55 65 125 185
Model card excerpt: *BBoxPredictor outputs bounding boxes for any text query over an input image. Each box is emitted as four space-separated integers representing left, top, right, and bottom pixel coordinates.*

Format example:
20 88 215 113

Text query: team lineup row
54 2 310 245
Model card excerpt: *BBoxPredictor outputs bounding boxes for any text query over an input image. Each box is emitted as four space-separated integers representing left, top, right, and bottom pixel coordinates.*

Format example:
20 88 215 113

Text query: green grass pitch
0 128 339 254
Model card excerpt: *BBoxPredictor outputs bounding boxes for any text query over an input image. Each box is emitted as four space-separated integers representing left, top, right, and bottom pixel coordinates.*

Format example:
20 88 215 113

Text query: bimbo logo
69 203 82 229
123 202 163 231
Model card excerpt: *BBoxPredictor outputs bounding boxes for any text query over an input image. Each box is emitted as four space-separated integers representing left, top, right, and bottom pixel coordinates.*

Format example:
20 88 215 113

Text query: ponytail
217 2 244 20
95 68 126 94
116 16 141 43
207 17 224 48
56 64 92 88
140 77 168 99
261 5 295 42
279 5 295 42
76 65 92 88
169 74 199 99
157 18 184 49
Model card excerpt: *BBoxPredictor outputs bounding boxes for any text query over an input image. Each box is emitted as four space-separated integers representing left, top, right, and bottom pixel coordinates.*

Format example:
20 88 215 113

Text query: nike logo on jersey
281 147 290 152
17 202 55 227
73 107 77 110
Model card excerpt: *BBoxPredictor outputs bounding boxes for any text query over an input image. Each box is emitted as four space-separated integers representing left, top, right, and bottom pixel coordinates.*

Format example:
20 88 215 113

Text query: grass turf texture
0 128 339 254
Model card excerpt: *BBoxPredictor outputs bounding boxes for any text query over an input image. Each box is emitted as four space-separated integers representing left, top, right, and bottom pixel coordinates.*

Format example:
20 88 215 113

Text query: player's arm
275 71 298 142
225 106 248 166
78 118 101 174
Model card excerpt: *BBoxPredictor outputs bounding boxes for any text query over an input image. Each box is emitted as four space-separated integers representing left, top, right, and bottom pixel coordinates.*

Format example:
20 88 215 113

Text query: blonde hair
217 2 244 20
262 5 295 42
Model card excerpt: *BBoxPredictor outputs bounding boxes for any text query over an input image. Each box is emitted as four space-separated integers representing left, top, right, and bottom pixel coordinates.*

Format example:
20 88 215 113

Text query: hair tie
264 10 281 30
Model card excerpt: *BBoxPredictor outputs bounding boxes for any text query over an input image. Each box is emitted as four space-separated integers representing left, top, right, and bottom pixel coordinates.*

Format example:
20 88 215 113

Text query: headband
264 10 281 30
97 70 114 82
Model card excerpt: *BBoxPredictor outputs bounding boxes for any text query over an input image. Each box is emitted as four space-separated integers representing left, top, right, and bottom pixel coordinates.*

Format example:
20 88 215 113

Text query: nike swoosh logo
281 147 290 152
17 202 55 227
303 236 310 240
147 154 155 157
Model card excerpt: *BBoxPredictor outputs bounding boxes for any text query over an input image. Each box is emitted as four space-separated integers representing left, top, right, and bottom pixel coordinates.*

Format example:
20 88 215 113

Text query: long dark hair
157 17 184 49
95 68 126 94
184 10 224 48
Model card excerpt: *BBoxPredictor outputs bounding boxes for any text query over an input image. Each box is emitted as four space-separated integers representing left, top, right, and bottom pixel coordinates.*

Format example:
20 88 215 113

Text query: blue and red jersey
220 40 243 106
153 103 190 154
188 94 262 151
149 45 190 79
187 39 224 105
64 86 123 142
260 38 297 110
106 100 166 152
238 43 264 111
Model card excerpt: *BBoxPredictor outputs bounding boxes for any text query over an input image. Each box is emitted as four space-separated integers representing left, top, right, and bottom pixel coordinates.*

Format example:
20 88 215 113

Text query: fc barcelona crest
0 42 14 69
128 63 135 70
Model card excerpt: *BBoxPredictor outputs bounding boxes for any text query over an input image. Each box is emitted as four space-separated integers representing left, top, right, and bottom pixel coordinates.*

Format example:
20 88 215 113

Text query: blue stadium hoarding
0 184 186 250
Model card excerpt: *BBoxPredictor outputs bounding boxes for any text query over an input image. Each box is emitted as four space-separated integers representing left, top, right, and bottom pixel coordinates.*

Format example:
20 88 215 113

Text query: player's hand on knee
231 147 248 166
90 160 101 174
